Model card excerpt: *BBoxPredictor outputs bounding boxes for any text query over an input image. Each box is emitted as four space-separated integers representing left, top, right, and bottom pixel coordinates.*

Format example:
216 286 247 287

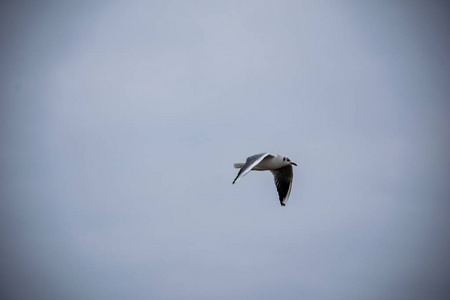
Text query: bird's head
283 156 297 166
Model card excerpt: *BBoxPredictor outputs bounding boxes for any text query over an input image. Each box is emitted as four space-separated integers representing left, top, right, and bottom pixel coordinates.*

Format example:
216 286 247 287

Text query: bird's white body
234 155 287 170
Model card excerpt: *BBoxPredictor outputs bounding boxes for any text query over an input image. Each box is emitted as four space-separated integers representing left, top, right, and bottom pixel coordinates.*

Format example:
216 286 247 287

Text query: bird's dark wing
271 165 293 206
232 153 274 184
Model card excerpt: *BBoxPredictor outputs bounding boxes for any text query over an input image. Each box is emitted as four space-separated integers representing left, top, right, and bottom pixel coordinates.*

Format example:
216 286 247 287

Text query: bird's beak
291 162 297 166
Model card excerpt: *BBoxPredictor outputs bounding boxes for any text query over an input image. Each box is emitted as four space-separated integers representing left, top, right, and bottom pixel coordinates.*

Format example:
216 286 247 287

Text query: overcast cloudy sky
1 1 450 299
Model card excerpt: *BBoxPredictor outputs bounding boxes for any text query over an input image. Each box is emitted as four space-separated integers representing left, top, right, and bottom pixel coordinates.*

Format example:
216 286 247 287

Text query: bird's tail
234 163 244 169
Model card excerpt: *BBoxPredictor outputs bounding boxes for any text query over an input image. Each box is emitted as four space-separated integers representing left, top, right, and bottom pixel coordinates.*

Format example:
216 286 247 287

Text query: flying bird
232 153 297 206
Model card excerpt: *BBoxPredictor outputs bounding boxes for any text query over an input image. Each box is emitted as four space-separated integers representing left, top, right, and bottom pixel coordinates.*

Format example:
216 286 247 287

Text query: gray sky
1 1 450 299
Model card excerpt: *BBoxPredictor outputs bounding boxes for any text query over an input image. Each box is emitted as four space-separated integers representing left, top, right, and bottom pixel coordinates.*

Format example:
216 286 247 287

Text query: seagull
232 153 297 206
